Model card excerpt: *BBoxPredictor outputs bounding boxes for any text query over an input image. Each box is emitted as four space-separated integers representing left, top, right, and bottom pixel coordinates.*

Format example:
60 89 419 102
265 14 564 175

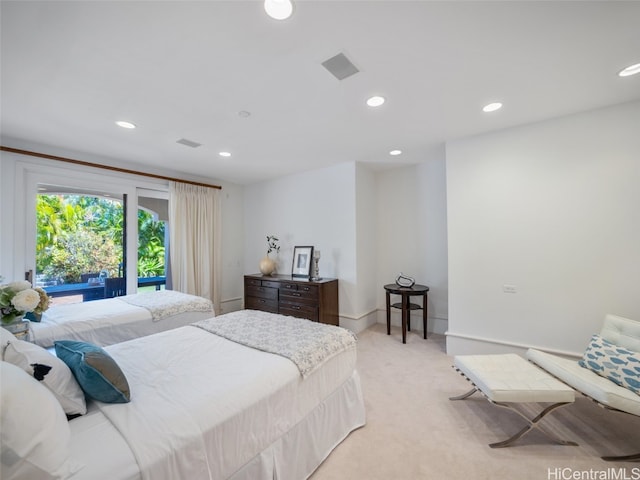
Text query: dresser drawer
279 284 318 300
245 296 278 313
245 278 262 287
246 285 278 300
280 292 317 308
279 303 319 322
279 282 302 293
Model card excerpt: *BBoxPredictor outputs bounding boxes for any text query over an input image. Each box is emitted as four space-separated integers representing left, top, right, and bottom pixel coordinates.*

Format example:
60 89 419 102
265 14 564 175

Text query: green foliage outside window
36 195 165 284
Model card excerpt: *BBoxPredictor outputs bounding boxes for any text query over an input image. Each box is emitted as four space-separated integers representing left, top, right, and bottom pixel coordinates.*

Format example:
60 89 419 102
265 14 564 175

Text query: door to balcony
36 185 167 305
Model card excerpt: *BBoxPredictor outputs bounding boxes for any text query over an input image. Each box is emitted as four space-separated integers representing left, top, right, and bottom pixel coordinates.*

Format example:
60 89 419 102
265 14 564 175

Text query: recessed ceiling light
366 96 385 107
389 149 402 156
618 63 640 77
482 102 502 113
115 120 136 129
219 151 232 157
264 0 293 20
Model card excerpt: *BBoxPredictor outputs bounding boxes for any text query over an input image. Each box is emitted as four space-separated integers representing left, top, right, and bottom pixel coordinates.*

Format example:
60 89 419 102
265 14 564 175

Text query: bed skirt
68 370 365 480
229 370 366 480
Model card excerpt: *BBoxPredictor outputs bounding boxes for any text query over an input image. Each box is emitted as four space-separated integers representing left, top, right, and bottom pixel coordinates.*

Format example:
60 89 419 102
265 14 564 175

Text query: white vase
259 255 276 275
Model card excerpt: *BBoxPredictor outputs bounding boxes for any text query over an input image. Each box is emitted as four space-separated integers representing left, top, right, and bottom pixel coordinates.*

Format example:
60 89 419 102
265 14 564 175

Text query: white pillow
4 340 86 416
0 361 73 480
0 327 17 360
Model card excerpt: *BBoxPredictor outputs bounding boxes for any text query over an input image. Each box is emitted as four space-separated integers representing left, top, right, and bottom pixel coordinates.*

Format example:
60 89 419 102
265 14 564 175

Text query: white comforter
97 317 357 480
28 291 214 348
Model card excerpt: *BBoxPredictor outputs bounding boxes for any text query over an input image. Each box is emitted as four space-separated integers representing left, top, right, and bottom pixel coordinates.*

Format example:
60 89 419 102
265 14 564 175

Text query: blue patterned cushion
54 340 130 403
579 334 640 395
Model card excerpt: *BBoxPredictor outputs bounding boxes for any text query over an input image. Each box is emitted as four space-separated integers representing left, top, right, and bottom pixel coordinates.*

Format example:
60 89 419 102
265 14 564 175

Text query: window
35 187 168 305
36 188 125 305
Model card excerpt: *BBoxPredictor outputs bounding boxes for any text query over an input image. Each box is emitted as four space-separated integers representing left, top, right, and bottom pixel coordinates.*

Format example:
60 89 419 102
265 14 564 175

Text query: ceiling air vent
321 52 359 81
176 138 202 148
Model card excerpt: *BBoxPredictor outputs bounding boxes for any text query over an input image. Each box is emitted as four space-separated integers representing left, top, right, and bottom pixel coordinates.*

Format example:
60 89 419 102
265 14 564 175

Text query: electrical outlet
503 284 517 294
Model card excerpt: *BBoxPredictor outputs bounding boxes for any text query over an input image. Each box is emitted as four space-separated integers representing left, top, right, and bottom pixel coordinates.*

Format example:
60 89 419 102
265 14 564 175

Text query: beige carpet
311 324 640 479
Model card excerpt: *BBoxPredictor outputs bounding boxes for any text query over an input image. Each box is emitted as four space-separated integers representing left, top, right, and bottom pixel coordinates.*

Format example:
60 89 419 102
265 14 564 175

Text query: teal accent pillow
54 340 131 403
579 334 640 395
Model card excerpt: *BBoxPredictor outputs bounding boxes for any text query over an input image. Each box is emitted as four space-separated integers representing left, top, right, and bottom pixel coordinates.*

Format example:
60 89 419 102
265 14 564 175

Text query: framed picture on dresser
291 246 314 277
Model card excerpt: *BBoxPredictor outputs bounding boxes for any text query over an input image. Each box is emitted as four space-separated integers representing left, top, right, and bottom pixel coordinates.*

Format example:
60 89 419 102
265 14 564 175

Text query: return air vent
321 52 359 80
176 138 202 148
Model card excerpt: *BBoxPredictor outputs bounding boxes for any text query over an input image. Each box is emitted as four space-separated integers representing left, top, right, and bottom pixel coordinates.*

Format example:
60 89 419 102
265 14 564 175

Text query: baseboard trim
374 309 448 336
445 331 581 358
219 296 243 315
340 309 378 333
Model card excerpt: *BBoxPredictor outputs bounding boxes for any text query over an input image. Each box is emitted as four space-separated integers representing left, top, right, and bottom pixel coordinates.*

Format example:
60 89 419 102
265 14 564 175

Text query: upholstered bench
451 353 576 448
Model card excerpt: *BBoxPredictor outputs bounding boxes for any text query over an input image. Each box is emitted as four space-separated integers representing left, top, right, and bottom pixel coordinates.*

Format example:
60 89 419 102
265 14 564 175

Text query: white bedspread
96 318 357 480
29 299 149 347
28 291 214 348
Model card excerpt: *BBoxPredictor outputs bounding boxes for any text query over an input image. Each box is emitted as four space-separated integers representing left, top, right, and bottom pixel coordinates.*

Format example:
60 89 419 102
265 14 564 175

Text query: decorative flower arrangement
266 235 280 256
0 280 51 324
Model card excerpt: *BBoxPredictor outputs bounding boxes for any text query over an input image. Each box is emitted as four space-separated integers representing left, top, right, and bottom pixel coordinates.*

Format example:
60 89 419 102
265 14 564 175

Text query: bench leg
449 387 479 401
489 401 578 448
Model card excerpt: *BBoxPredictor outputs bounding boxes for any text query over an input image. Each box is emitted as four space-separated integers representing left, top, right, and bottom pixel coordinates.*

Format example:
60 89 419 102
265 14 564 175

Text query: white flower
7 281 32 292
11 288 41 312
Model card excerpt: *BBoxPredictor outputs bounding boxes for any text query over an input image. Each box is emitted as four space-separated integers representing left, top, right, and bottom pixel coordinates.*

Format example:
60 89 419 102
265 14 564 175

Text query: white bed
1 310 365 480
28 290 215 348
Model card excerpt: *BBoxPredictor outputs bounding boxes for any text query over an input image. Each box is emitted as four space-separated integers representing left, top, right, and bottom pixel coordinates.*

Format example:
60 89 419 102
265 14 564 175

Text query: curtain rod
0 146 222 190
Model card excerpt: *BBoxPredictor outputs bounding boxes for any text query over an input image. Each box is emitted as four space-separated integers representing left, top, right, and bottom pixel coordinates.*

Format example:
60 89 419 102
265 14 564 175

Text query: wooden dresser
244 274 339 326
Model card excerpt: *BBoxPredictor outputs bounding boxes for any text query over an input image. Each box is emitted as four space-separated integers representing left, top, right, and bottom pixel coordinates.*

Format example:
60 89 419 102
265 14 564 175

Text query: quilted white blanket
119 290 213 321
193 309 357 377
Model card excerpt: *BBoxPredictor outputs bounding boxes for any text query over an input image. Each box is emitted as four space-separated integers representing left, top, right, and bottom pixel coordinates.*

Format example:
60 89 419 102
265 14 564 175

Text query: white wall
243 159 448 334
375 150 449 335
218 182 245 313
446 101 640 356
352 163 378 330
243 162 361 320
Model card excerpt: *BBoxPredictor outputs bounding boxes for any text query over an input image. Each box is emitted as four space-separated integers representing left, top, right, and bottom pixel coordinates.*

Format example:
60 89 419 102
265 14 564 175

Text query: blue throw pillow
579 334 640 395
54 340 130 403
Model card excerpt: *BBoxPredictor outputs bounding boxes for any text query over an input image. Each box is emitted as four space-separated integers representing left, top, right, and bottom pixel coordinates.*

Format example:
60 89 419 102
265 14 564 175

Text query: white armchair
527 314 640 461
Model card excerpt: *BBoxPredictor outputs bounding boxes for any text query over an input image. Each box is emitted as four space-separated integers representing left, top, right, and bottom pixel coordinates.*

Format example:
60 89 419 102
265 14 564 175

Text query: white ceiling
2 1 639 186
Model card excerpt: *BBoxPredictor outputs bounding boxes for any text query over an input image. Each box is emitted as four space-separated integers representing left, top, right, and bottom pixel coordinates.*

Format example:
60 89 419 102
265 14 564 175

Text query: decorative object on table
0 280 50 337
395 272 415 288
259 235 280 276
291 246 314 278
310 250 322 281
98 269 109 284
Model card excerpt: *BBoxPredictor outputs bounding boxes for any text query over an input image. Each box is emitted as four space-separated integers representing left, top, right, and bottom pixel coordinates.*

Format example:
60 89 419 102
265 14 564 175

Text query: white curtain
168 182 221 313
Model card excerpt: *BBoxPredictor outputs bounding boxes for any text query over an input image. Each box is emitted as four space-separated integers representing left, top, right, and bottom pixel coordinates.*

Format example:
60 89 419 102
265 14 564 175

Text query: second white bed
28 290 214 348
